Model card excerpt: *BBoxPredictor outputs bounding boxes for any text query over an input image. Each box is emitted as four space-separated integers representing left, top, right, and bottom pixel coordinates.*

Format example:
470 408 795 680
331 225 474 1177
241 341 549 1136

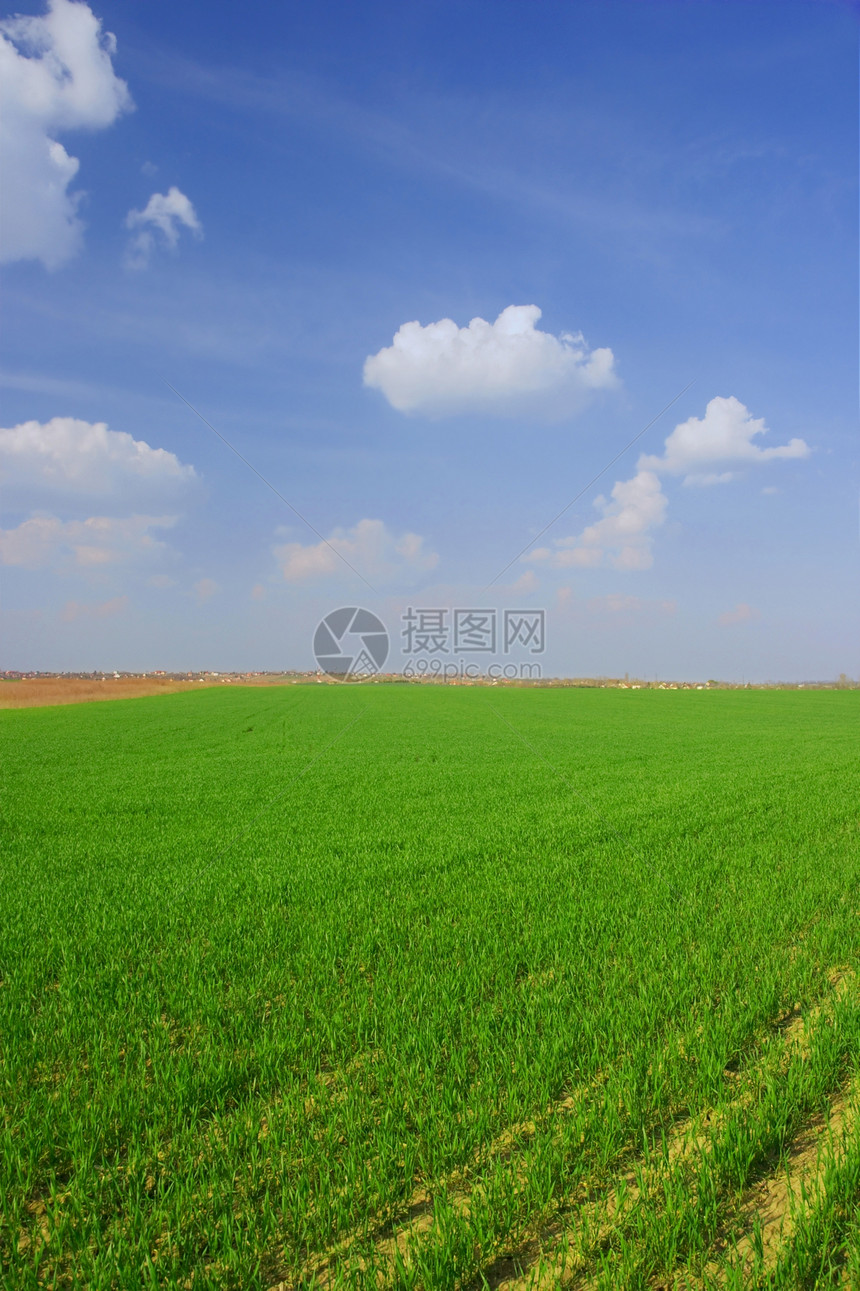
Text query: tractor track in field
692 1074 859 1288
265 970 857 1289
22 969 852 1290
268 1069 611 1289
480 969 858 1291
8 686 859 1291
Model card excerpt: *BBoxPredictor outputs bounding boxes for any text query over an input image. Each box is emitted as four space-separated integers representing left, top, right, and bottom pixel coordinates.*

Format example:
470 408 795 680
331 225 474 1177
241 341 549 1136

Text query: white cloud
0 416 196 500
0 513 176 568
0 0 132 268
639 396 809 484
363 304 617 419
125 186 202 267
718 602 760 626
525 395 810 577
274 518 438 585
530 469 667 572
0 417 194 582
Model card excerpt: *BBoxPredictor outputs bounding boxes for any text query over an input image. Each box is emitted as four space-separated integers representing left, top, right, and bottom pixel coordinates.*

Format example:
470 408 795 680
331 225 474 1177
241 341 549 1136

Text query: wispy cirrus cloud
140 51 718 245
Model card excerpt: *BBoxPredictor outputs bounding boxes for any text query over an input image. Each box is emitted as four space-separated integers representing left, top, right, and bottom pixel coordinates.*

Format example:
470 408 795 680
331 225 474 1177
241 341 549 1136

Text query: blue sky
1 0 856 680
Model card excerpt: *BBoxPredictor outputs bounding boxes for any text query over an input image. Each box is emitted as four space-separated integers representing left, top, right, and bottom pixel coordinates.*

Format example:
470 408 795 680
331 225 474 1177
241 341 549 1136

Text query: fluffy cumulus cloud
363 305 617 419
0 0 132 268
1 417 195 576
0 416 196 500
0 513 176 568
125 187 202 268
274 518 438 585
530 469 667 572
527 396 810 575
639 396 809 485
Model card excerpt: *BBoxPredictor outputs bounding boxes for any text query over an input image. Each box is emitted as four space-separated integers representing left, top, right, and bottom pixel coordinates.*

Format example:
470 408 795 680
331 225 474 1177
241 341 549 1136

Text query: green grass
1 686 858 1288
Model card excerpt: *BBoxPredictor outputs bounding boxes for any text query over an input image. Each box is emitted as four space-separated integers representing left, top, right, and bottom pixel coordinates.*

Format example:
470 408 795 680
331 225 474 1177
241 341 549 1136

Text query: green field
2 685 859 1289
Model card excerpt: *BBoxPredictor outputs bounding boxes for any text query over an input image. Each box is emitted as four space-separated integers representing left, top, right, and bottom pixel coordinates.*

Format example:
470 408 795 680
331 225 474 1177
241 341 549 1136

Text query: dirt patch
267 1075 607 1291
497 970 857 1291
261 966 856 1291
723 1088 855 1275
0 676 309 709
691 971 857 1286
0 677 220 708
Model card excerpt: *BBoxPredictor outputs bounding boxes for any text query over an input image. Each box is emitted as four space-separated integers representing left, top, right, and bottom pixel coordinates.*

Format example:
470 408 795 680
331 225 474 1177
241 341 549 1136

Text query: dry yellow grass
0 677 218 708
0 675 318 709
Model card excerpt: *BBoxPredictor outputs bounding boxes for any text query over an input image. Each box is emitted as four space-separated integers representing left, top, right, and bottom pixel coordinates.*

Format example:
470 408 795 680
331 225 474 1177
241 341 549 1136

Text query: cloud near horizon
274 518 438 585
0 0 132 268
363 305 617 419
0 513 177 569
530 468 668 572
527 396 810 574
1 416 196 500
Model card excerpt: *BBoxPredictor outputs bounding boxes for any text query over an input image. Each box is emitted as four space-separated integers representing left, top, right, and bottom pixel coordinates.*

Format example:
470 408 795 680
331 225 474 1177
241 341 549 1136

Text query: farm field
0 677 220 709
0 675 303 710
2 685 859 1289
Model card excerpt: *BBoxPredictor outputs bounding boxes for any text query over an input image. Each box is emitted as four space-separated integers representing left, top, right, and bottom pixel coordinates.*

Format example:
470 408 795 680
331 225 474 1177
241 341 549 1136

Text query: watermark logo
401 606 545 679
402 608 545 657
313 605 546 680
313 607 389 678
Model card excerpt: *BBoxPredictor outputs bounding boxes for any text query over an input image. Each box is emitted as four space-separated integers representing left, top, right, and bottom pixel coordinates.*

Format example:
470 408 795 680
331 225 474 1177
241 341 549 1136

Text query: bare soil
0 677 221 708
0 672 328 709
